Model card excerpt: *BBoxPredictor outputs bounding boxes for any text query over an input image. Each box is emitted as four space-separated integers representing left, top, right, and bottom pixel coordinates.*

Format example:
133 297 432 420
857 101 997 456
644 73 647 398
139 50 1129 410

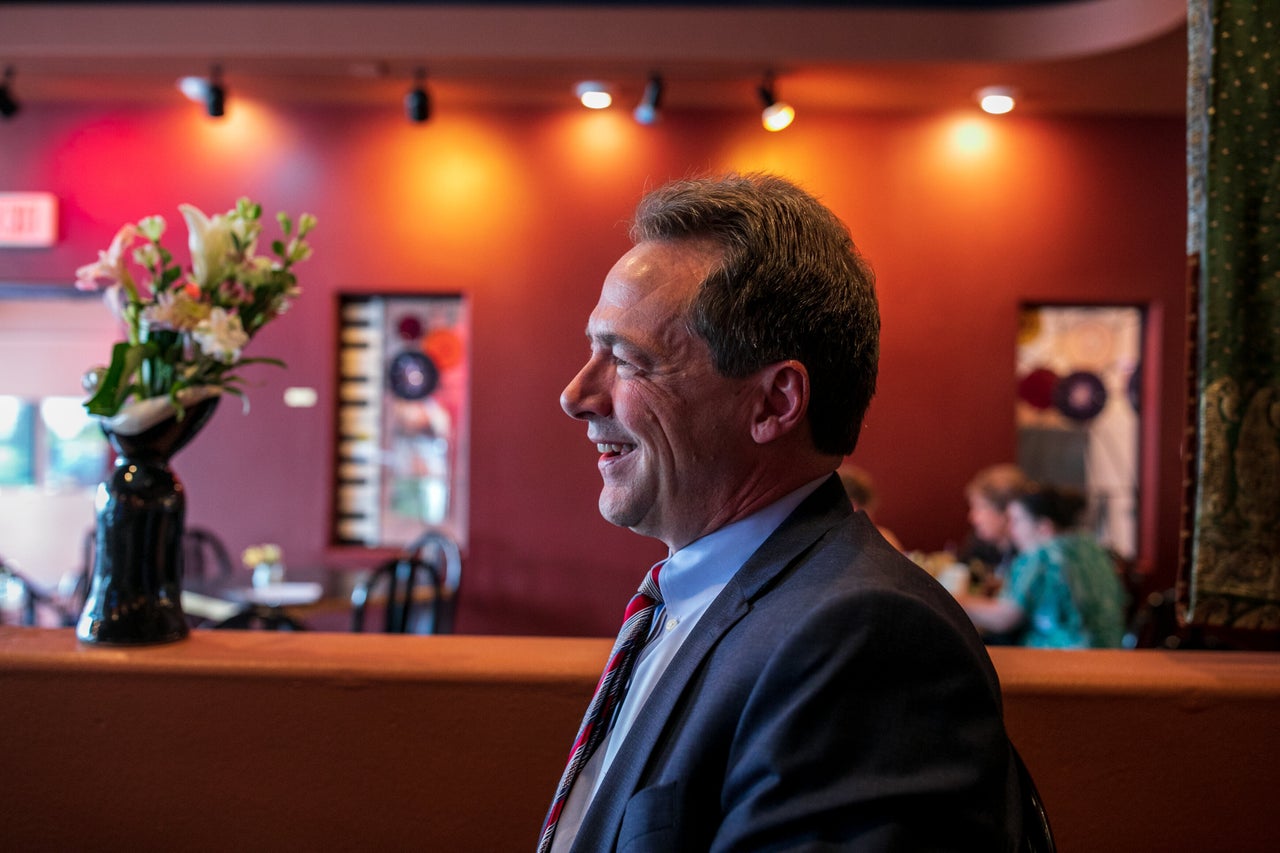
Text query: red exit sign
0 192 59 247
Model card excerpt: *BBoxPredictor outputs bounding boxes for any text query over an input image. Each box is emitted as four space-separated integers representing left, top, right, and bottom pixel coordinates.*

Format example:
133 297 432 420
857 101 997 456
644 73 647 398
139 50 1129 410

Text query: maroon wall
0 101 1187 635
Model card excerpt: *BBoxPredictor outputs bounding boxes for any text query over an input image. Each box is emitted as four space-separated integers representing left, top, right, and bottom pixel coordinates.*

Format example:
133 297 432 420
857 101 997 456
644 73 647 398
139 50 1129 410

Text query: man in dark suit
545 173 1023 851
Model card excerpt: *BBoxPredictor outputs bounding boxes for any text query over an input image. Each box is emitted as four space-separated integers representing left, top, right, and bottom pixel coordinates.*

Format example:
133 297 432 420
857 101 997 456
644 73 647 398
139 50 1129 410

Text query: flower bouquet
76 197 316 430
73 199 315 645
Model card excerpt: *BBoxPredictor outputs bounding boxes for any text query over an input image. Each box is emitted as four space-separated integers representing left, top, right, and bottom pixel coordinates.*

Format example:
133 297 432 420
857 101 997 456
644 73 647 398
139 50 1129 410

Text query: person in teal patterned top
960 485 1127 648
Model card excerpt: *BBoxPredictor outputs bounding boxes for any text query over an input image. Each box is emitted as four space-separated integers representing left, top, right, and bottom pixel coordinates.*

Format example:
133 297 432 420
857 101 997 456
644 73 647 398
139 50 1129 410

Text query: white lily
179 203 235 288
79 198 315 419
193 307 250 363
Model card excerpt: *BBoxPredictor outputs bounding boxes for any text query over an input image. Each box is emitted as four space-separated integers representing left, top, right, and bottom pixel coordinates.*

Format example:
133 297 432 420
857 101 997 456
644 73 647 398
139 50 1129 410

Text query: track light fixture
633 74 664 125
0 66 20 120
177 65 225 118
757 72 794 132
977 86 1016 115
575 81 612 110
405 67 431 123
205 65 225 118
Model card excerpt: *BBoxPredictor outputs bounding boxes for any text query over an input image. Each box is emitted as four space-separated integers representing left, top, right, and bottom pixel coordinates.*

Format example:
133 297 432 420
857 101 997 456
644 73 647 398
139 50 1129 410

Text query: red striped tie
537 562 664 852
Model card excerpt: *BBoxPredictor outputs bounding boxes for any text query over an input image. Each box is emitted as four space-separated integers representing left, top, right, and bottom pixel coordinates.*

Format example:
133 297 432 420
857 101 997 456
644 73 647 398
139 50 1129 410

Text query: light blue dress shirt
550 475 828 853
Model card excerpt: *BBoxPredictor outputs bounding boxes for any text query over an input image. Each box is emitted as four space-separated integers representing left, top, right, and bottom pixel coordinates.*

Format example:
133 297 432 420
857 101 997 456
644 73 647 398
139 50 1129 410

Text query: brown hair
631 172 879 456
964 464 1029 511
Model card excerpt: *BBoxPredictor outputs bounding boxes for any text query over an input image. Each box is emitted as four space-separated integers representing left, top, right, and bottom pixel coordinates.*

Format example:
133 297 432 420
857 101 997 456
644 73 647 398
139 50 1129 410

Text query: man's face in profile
560 239 760 551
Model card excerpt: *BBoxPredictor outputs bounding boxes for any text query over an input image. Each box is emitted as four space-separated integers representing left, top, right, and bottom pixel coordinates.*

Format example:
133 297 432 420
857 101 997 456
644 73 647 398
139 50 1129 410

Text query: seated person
837 462 903 550
957 463 1029 590
959 484 1127 648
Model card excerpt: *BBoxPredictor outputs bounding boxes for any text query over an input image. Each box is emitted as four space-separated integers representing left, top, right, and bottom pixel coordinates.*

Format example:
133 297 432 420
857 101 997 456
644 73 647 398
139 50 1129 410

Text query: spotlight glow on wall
977 86 1016 115
575 81 612 110
757 73 794 132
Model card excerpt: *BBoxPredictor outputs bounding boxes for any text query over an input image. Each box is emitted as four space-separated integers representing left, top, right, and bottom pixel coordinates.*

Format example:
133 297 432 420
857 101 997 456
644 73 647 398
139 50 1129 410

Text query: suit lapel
571 474 852 851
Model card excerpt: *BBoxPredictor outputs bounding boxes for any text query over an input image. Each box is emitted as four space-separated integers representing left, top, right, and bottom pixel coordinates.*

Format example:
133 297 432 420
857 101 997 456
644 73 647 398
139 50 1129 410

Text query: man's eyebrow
585 330 624 348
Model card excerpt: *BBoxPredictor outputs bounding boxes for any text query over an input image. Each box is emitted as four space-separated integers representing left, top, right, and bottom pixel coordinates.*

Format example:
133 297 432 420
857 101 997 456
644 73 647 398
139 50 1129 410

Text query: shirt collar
659 474 830 614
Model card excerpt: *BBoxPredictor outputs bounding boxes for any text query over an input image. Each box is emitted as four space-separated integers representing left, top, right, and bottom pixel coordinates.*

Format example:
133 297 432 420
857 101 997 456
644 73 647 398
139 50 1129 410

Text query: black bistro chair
1 558 75 627
350 530 462 634
181 526 235 584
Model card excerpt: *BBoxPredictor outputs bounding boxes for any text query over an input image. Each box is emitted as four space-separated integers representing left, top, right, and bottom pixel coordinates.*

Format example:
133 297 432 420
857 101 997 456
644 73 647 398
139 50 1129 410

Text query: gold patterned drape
1184 0 1280 629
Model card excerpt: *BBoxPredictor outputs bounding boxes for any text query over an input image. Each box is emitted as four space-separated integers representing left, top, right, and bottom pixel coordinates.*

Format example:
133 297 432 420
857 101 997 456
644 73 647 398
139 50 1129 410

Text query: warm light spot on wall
411 121 525 216
176 97 306 189
187 97 275 150
365 115 533 280
721 135 802 177
947 116 996 157
563 109 633 159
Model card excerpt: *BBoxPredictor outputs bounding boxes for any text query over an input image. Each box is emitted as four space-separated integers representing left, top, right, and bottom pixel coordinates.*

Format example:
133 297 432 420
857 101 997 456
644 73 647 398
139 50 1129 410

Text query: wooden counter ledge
3 627 1279 852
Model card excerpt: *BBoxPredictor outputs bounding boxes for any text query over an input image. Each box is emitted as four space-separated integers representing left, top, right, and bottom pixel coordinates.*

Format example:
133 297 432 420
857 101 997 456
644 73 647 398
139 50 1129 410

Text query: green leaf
84 342 146 417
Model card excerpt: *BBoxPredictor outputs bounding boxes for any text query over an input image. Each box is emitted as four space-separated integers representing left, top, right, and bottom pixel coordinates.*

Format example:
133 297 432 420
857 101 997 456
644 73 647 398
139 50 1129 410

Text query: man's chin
597 491 645 531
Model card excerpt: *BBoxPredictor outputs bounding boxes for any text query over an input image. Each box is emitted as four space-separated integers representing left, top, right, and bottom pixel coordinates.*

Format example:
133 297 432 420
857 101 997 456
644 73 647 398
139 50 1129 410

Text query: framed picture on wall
1015 303 1145 560
333 293 470 549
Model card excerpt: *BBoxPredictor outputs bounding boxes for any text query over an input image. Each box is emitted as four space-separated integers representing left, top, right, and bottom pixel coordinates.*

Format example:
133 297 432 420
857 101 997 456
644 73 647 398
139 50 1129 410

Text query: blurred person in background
959 484 1126 648
958 463 1030 590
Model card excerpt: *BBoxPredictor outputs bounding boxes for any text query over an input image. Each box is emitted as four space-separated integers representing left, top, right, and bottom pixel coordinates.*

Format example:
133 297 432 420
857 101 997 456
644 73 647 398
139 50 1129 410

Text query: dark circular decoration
388 350 439 400
1053 370 1107 422
397 314 424 341
1017 366 1059 410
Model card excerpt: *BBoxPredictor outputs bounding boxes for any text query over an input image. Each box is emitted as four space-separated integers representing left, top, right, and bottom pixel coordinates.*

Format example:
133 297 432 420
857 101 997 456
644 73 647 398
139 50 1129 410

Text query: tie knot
623 561 663 621
639 561 663 602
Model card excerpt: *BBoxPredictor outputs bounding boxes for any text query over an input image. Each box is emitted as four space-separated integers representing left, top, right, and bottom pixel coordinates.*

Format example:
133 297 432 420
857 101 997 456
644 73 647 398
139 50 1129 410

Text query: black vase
76 395 220 645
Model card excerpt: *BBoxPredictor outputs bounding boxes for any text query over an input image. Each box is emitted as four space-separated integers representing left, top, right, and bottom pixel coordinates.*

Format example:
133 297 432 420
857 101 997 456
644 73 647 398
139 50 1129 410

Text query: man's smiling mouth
597 443 635 457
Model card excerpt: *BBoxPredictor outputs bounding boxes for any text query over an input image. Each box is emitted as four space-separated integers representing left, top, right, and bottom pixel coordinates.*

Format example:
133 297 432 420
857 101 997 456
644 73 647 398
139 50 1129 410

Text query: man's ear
751 360 809 444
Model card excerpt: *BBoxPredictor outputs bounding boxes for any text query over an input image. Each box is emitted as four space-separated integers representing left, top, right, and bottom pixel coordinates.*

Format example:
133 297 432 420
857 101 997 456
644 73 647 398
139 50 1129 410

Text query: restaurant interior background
0 0 1190 636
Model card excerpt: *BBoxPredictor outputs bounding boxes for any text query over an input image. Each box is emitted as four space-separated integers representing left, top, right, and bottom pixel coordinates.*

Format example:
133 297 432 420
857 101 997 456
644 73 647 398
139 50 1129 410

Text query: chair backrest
350 555 444 634
182 526 235 582
1 559 73 627
348 530 461 634
1014 745 1057 853
406 530 462 633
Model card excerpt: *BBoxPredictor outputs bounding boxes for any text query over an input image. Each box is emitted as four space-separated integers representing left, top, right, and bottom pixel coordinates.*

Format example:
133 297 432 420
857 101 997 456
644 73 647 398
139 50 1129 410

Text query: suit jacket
568 474 1023 852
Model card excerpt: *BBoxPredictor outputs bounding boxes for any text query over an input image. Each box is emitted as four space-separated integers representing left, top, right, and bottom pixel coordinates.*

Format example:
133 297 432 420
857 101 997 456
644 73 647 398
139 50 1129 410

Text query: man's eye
612 352 644 373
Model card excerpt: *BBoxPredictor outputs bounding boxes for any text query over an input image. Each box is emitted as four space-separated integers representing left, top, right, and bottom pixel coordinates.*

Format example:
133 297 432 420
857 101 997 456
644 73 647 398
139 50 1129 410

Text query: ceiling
0 1 1189 117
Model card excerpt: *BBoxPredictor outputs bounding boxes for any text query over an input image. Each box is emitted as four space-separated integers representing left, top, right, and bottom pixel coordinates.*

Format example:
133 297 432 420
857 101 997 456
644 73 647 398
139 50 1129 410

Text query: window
0 394 109 489
0 397 36 486
42 397 110 488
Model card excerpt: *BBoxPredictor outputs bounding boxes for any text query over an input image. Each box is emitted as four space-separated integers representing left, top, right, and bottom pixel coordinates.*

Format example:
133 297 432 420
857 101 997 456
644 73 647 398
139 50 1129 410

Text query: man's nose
561 358 610 420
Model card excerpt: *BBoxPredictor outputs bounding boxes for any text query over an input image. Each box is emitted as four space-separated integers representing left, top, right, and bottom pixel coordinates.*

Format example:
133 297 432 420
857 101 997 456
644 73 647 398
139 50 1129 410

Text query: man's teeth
597 443 631 455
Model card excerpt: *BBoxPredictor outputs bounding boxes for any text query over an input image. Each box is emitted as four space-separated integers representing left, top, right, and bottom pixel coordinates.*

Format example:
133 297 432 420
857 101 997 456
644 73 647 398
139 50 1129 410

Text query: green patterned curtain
1184 0 1280 629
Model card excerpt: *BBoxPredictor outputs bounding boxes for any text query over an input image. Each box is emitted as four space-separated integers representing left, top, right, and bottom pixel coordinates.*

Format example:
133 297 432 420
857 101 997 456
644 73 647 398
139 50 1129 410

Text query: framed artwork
1015 304 1145 559
333 293 470 549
